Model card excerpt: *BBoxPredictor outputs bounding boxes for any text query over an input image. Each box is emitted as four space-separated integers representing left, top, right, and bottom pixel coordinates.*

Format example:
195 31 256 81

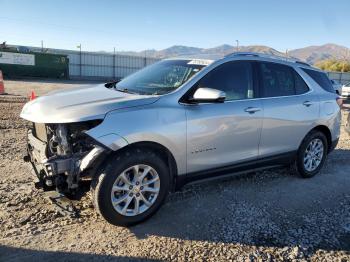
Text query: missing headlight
46 119 103 157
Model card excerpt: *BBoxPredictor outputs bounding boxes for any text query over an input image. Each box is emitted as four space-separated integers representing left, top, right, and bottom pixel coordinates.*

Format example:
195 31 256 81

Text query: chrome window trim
179 89 314 106
178 58 315 106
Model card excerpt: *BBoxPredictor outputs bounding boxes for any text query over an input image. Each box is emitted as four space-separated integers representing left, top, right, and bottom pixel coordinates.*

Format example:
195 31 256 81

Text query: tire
291 130 328 178
92 148 170 226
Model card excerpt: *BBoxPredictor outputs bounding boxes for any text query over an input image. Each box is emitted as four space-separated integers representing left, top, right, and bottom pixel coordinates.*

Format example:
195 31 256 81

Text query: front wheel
291 131 328 178
92 148 170 226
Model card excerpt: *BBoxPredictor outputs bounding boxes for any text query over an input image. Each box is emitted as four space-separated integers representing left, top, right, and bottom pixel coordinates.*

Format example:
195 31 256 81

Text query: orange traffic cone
29 90 36 101
0 70 5 95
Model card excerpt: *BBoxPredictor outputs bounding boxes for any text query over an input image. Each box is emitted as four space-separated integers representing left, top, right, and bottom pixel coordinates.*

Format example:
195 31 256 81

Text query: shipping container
0 50 69 79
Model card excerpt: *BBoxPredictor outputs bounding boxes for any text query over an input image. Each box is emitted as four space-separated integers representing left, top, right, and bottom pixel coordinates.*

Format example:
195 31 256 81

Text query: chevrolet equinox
21 53 342 226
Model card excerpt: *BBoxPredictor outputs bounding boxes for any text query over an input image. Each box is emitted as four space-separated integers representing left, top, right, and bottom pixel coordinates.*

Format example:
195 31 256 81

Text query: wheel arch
306 125 332 153
96 141 179 192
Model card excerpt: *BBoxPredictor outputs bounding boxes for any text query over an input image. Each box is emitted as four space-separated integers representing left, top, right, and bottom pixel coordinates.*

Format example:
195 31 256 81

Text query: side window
196 61 253 101
259 62 295 97
301 68 335 93
294 71 309 94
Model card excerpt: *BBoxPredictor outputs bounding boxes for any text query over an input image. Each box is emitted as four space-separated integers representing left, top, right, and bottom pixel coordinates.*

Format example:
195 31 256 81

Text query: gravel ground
3 79 102 97
0 84 350 261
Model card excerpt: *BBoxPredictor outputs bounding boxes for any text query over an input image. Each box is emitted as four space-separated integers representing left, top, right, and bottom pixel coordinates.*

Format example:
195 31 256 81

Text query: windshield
115 59 208 95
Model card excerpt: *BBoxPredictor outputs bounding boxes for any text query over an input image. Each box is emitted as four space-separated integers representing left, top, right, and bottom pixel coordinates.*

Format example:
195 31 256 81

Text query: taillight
336 96 343 108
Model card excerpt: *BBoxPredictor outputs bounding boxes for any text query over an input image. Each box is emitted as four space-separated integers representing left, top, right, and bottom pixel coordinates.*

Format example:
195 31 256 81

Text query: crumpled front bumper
25 129 105 191
25 130 49 187
25 129 74 189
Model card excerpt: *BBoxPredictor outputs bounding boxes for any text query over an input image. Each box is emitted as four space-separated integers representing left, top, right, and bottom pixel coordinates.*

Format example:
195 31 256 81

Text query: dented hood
20 84 160 123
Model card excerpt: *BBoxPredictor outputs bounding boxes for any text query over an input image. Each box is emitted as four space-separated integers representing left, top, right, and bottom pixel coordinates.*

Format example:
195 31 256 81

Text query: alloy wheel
110 164 160 216
303 138 324 172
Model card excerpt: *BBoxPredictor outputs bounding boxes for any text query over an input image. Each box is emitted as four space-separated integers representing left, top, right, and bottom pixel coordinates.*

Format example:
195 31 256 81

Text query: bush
315 59 350 72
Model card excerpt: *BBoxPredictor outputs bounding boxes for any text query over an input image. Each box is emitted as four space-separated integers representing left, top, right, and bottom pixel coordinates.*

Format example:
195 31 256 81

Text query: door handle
244 107 261 114
303 101 313 107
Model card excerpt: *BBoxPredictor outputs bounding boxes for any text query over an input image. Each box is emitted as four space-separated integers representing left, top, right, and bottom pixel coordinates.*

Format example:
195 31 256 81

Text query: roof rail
295 60 311 67
225 52 311 67
226 52 260 57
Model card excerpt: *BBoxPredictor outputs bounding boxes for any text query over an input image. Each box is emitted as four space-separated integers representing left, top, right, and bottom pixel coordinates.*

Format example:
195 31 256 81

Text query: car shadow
0 245 159 261
128 149 350 255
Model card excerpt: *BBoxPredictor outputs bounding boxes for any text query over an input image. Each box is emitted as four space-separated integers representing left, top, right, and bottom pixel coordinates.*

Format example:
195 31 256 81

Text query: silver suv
21 53 341 226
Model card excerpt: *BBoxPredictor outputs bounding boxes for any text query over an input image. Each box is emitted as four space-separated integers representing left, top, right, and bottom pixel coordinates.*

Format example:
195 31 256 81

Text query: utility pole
77 44 82 78
236 40 239 52
285 49 289 61
41 40 43 52
113 47 116 80
144 50 147 66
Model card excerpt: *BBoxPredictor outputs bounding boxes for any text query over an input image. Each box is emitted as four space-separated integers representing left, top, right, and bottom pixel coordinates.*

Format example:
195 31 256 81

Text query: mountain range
6 43 349 65
122 43 349 65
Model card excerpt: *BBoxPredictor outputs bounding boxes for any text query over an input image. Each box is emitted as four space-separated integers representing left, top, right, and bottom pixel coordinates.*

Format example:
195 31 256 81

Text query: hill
124 43 349 65
289 43 349 64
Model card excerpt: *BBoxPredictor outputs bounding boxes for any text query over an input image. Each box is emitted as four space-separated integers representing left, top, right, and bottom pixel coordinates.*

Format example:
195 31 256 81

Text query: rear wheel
92 148 170 226
291 131 328 178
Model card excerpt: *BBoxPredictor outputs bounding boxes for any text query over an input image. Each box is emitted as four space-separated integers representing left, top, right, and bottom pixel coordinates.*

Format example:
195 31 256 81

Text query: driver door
185 61 263 174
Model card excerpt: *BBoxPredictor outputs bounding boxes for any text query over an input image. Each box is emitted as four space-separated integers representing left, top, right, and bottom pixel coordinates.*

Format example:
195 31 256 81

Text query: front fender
85 104 187 175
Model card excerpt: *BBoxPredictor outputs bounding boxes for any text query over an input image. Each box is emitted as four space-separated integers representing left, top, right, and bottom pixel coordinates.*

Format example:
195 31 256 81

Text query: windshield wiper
115 87 138 94
105 80 120 88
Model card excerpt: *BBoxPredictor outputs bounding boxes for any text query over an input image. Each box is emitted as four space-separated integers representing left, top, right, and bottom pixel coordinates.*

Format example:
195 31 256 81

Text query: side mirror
190 88 226 103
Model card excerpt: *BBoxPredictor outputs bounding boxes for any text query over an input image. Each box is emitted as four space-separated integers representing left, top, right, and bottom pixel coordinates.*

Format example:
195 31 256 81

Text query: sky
0 0 349 52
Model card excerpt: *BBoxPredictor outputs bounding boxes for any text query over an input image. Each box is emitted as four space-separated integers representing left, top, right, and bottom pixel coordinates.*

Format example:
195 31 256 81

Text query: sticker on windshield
187 59 213 66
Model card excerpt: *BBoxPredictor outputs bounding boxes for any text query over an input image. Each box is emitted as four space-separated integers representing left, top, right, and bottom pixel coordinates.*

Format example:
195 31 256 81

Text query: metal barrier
326 71 350 84
49 49 161 81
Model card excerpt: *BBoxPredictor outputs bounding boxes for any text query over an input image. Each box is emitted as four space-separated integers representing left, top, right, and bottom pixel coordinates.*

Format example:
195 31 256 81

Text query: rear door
185 60 263 173
257 61 319 157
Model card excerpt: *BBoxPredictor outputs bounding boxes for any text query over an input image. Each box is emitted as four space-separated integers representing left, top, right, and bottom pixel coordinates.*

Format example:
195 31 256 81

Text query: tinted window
294 71 309 94
301 68 335 93
259 62 295 97
196 61 253 101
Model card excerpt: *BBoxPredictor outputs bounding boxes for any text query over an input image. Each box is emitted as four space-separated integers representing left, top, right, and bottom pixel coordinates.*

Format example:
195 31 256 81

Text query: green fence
0 50 69 79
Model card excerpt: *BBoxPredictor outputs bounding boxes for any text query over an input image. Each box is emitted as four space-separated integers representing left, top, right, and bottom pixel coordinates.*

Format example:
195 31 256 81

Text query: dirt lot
0 80 350 261
3 79 102 97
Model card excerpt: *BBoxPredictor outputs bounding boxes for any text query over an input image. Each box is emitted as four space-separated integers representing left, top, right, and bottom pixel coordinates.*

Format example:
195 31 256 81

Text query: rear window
258 62 309 97
259 62 295 97
301 68 335 93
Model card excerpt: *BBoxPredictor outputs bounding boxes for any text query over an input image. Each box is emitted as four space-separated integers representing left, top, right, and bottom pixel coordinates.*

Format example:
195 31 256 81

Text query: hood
20 84 160 123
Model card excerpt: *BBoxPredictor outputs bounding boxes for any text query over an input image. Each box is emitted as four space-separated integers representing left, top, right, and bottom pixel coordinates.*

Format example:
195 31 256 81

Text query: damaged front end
24 120 108 195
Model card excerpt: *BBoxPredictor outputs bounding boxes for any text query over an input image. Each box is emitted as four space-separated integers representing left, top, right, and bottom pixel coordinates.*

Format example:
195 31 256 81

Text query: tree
315 59 350 72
